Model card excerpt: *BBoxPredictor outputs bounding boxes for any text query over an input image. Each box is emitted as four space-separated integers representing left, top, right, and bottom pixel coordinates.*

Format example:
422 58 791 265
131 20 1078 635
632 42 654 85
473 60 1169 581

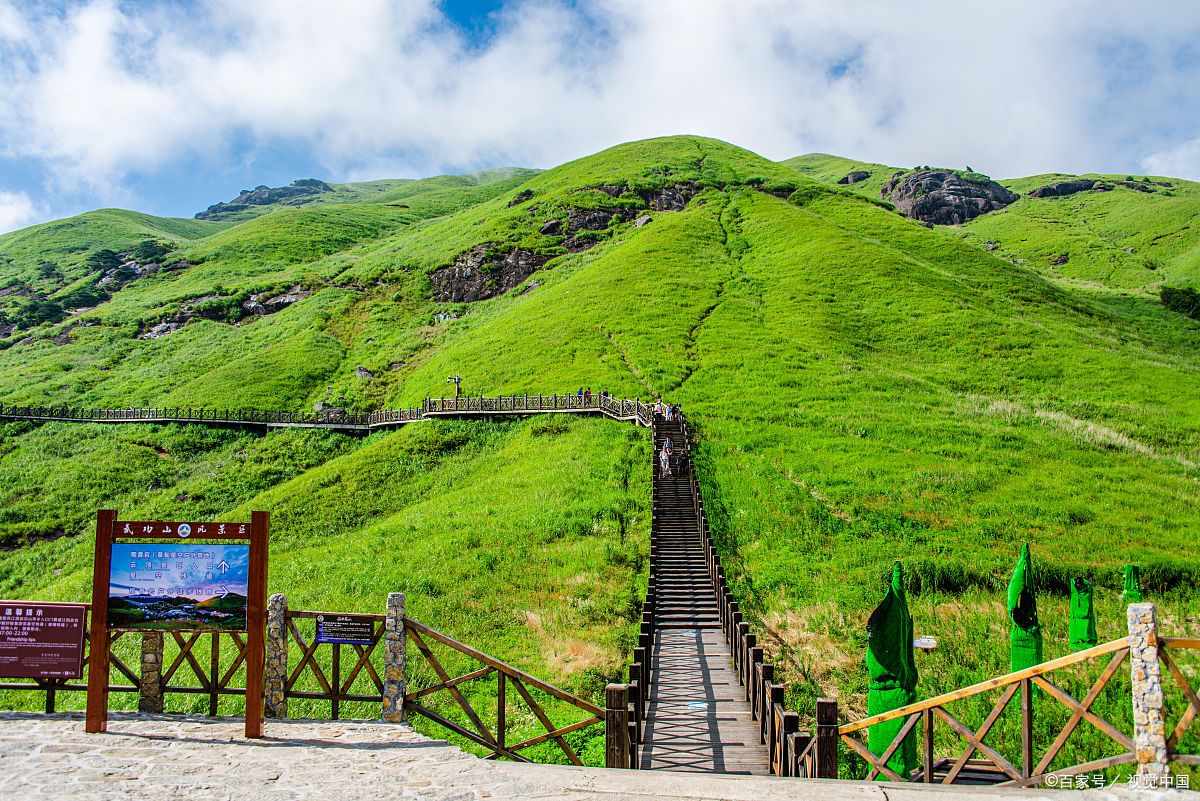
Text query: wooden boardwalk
640 629 767 773
640 416 769 774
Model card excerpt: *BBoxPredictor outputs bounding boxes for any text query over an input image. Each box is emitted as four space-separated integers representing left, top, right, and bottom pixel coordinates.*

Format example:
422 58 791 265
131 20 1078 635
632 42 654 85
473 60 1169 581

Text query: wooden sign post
85 510 269 738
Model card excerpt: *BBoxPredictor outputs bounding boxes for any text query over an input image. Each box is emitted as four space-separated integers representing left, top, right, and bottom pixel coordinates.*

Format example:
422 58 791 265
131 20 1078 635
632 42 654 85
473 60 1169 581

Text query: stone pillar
265 593 288 719
382 592 406 723
1127 603 1169 778
138 632 164 713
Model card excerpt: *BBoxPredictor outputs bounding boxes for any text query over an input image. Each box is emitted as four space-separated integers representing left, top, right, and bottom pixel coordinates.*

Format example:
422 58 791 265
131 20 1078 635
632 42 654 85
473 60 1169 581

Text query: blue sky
1 1 1199 232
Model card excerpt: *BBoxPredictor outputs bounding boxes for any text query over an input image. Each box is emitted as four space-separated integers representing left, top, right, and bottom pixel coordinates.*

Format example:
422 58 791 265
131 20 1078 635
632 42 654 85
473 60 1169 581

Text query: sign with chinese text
314 613 376 645
107 542 249 631
0 602 86 679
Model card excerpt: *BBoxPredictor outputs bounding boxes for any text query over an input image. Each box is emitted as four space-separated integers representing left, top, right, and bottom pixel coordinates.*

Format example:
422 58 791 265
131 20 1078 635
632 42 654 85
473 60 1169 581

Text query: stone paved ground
0 713 1180 801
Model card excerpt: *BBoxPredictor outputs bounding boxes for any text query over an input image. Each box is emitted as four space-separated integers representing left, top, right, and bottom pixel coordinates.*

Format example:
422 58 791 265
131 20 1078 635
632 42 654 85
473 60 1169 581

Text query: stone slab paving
0 713 1180 801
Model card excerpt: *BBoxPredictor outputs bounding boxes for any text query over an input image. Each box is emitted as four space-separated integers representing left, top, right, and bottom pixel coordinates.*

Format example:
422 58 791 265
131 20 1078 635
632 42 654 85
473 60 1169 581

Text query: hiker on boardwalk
584 388 592 404
658 446 671 477
654 398 665 419
664 402 674 422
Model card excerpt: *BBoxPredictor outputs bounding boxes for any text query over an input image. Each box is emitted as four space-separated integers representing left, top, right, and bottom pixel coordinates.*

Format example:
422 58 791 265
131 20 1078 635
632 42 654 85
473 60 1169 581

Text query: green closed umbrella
1068 577 1097 652
867 562 919 779
1008 544 1042 672
1122 564 1143 603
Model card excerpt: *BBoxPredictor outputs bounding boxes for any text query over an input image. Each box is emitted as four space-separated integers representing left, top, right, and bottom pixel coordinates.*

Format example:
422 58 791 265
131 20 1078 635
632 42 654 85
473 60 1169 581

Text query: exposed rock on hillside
882 170 1018 225
838 171 871 185
196 179 333 220
430 246 550 303
138 285 311 339
1029 179 1098 198
240 286 311 316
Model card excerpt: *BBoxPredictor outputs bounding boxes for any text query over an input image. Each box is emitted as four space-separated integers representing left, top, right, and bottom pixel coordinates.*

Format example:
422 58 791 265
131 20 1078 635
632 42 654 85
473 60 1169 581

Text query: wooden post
605 683 631 768
244 510 269 738
922 708 934 783
497 672 506 750
759 663 774 742
815 697 839 779
85 509 116 733
767 684 784 764
1020 678 1033 779
780 710 799 777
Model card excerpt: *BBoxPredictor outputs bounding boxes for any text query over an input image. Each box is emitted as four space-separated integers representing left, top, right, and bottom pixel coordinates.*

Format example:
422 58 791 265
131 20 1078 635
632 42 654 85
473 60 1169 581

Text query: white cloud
1 0 1199 207
1140 137 1200 181
0 190 38 233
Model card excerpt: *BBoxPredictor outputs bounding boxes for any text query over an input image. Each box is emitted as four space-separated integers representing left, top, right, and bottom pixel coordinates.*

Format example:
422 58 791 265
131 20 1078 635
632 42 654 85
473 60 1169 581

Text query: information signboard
0 602 86 679
314 613 376 645
107 542 249 631
87 510 269 738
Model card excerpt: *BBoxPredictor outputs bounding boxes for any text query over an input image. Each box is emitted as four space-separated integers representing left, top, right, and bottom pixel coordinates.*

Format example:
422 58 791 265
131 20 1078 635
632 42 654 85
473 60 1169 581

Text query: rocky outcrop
196 179 333 220
138 285 311 339
430 246 550 303
640 183 698 210
240 286 311 316
838 171 871 185
881 170 1018 225
1028 179 1097 198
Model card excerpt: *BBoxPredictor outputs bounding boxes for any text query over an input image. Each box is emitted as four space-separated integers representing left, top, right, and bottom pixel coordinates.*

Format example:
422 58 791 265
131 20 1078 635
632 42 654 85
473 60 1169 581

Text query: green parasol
1122 564 1143 603
1068 577 1097 652
866 561 919 779
1007 543 1043 673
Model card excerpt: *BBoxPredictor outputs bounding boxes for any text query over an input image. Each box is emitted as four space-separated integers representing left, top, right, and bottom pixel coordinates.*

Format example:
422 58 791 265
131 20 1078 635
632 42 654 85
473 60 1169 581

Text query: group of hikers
655 398 683 478
575 388 616 404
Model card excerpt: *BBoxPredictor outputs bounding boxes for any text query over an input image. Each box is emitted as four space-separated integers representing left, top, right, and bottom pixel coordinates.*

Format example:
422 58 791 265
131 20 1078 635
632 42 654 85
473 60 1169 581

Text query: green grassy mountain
0 136 1197 763
784 152 1200 294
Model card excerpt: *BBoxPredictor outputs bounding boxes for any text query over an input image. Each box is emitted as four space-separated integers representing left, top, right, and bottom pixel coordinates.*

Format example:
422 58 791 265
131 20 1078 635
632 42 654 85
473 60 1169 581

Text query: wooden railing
403 617 604 764
0 392 655 432
833 635 1199 785
282 610 386 718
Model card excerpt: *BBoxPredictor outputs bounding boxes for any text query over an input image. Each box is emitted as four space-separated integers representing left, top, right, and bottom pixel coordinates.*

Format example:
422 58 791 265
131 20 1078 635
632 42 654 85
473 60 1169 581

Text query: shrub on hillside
130 239 174 263
1160 285 1200 319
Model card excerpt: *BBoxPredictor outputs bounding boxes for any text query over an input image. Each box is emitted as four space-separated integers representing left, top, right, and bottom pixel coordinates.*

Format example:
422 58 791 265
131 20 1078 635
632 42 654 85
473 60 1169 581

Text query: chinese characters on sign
314 614 376 645
107 542 250 631
0 602 86 679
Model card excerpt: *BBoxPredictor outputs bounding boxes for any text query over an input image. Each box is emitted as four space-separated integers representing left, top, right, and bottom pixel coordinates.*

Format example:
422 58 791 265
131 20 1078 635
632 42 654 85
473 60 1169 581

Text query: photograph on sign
0 602 87 679
107 542 249 631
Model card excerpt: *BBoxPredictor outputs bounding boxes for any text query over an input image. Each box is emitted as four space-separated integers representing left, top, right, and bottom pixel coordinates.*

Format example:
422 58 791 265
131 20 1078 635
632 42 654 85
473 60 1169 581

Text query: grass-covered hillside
0 136 1197 764
784 152 1200 294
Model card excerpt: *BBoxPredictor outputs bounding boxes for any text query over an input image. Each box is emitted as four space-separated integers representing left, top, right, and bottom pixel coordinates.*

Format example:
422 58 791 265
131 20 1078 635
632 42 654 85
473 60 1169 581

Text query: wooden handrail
403 617 603 717
839 638 1128 734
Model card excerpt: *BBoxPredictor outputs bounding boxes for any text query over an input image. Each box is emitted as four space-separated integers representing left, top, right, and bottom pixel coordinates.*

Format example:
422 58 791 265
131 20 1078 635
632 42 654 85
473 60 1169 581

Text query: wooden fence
0 392 654 434
0 595 613 766
835 633 1199 785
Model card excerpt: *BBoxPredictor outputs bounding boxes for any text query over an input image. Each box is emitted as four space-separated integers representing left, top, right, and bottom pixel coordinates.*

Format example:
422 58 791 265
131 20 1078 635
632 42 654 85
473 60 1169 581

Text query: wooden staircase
638 414 769 774
650 417 719 630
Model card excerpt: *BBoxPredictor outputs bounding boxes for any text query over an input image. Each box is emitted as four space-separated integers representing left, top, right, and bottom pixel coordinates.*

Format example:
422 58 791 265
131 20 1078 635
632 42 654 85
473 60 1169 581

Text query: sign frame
86 510 269 738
